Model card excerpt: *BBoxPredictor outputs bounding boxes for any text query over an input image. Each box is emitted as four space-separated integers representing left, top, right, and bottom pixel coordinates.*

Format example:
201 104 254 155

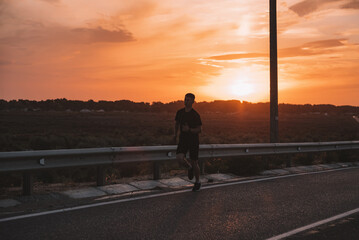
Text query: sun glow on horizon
229 79 255 97
199 66 269 102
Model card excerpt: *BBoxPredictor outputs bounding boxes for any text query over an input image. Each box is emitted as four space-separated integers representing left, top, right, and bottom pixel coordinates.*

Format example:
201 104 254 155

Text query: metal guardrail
1 141 359 195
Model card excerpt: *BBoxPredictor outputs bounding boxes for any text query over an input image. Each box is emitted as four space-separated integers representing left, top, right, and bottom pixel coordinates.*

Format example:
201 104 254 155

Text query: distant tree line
0 99 358 114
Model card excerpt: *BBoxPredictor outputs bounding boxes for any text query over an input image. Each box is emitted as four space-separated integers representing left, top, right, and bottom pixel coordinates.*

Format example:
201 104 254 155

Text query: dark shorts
176 136 199 160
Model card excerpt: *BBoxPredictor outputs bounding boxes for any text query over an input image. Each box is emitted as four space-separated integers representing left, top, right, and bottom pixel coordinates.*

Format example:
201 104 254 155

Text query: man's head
184 93 195 108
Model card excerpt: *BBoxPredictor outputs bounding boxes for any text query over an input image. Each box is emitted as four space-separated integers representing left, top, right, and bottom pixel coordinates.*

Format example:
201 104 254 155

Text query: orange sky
1 0 359 105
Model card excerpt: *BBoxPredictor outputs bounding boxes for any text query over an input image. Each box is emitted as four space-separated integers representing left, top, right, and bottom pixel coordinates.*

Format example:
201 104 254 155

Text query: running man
174 93 202 191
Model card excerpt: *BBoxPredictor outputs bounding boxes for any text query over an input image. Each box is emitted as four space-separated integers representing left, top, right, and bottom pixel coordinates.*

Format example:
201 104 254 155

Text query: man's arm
174 121 179 141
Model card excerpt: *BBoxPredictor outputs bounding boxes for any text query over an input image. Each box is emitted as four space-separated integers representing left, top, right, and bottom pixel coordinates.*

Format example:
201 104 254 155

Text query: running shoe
192 182 201 192
188 167 194 180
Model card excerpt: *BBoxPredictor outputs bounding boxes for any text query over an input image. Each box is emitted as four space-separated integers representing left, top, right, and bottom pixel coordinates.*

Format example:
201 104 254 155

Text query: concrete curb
62 187 106 199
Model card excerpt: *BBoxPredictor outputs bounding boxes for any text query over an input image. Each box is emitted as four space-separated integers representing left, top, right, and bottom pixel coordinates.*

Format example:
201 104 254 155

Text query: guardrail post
199 160 205 175
23 172 33 196
153 162 161 180
97 166 105 186
286 159 291 167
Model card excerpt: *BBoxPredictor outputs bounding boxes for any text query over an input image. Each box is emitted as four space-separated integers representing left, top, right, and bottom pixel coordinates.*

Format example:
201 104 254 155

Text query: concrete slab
62 187 106 199
307 165 325 171
129 180 167 190
206 173 235 181
296 166 317 172
270 169 290 175
336 162 354 168
260 170 277 175
98 184 138 194
223 176 250 182
159 177 192 187
285 167 305 174
317 164 334 170
320 163 341 169
0 199 21 208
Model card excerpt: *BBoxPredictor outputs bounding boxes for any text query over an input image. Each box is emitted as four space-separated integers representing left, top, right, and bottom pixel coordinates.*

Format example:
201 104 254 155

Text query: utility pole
270 0 279 143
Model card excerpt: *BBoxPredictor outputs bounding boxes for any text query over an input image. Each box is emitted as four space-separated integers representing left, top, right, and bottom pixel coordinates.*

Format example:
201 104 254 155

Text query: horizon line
1 98 358 108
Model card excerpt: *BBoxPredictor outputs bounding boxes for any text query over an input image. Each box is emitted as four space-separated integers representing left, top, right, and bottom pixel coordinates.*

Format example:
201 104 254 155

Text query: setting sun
199 66 269 102
229 80 255 98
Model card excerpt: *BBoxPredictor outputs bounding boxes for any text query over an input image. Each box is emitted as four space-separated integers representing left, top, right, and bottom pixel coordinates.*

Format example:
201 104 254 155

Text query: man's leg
190 159 201 191
189 145 201 191
176 153 192 168
191 159 200 183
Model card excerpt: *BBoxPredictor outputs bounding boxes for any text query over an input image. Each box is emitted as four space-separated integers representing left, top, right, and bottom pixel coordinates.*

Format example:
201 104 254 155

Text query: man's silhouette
174 93 202 191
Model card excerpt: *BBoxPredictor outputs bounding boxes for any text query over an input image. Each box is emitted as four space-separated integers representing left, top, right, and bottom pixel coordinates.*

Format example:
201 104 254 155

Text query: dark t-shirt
175 108 202 141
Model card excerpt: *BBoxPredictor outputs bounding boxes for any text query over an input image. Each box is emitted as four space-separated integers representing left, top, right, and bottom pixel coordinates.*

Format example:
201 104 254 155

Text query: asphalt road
286 213 359 240
1 168 358 240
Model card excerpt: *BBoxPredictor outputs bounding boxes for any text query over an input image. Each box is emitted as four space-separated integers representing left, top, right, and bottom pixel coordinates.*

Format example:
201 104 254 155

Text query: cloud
0 25 135 46
280 39 347 57
0 60 13 66
193 29 220 40
289 0 341 17
207 53 267 61
205 39 347 61
301 39 345 48
71 27 135 43
341 0 359 9
38 0 60 3
0 0 137 43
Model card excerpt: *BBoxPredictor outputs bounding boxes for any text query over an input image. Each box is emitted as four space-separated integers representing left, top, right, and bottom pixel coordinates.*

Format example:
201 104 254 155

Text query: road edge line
266 207 359 240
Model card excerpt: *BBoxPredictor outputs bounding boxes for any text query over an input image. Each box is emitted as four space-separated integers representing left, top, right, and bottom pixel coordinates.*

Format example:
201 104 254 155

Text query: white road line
0 166 358 223
266 207 359 240
203 166 359 190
